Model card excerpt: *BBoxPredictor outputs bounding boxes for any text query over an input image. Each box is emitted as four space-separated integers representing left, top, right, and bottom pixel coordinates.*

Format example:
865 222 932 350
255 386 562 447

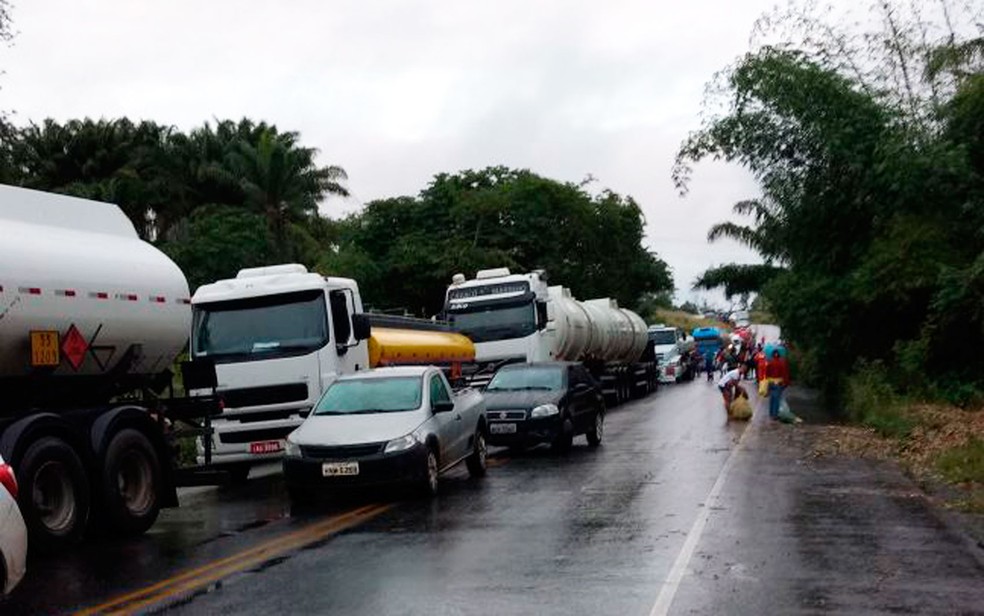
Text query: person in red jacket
765 349 791 419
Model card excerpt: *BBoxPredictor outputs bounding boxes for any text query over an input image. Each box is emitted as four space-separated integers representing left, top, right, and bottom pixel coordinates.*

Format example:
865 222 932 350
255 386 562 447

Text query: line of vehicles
0 186 701 595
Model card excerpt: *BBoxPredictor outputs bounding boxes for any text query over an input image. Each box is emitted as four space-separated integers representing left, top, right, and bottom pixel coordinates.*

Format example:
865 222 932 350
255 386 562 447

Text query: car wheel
18 436 90 551
465 430 487 478
100 429 162 537
419 448 439 497
551 417 574 454
586 412 604 447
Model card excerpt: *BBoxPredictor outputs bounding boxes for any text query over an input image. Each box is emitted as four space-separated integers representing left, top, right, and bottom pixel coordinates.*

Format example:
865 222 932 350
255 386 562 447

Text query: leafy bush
845 362 915 438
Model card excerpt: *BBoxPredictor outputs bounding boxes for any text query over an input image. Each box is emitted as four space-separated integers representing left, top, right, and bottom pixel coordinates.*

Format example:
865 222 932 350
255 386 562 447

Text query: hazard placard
30 330 60 367
61 324 89 371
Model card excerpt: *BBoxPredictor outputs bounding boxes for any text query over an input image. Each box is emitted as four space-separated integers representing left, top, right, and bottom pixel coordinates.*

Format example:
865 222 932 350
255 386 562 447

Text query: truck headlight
384 433 420 454
284 437 301 458
530 404 560 418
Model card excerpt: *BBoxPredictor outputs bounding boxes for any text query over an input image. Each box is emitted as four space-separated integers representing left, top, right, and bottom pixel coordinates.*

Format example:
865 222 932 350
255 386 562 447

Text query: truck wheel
101 429 162 536
17 436 90 550
418 447 439 497
465 430 487 478
586 412 604 447
551 417 574 454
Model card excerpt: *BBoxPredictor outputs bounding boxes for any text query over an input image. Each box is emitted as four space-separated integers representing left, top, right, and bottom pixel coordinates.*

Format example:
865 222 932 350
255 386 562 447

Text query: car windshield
486 366 564 391
193 290 328 361
447 302 536 343
314 377 422 415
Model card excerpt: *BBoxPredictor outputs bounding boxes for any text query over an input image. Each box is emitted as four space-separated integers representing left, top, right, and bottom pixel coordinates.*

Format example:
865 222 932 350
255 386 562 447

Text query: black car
482 362 605 452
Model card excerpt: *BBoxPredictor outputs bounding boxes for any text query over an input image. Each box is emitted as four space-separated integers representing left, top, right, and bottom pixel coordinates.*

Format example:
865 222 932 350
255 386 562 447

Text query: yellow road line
76 503 391 615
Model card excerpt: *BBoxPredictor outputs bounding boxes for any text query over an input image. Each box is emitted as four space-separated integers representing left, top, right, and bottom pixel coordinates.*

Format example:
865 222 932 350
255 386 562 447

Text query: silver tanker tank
0 185 191 401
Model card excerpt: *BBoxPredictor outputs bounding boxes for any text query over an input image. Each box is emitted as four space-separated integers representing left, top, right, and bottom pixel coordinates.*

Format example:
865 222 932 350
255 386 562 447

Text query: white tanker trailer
444 268 657 403
0 185 223 551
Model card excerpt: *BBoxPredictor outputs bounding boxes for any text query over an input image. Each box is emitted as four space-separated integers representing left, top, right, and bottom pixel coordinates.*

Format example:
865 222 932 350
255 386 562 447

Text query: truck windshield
314 377 422 415
486 366 564 391
447 302 536 343
192 290 329 361
649 330 677 345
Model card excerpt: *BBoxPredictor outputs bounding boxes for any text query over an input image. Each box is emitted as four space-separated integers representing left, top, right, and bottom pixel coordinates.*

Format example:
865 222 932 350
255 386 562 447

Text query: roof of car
337 366 433 380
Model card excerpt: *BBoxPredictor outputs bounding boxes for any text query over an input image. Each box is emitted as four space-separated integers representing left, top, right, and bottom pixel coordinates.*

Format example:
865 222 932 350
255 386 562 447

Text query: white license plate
490 423 517 434
249 440 284 454
322 461 360 477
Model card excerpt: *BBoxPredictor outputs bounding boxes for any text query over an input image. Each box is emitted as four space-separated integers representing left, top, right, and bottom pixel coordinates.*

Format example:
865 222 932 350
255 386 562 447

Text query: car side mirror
433 400 455 413
352 313 371 341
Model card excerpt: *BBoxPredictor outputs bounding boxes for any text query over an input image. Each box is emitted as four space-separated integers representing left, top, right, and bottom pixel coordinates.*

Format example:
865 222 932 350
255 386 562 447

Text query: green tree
326 167 672 315
676 0 984 402
162 205 276 291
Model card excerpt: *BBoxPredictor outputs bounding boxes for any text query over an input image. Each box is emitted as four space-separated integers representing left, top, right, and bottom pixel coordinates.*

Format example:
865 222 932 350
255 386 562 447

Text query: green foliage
2 117 347 259
693 263 784 298
936 438 984 485
677 1 984 407
328 167 672 315
845 362 915 438
162 205 275 292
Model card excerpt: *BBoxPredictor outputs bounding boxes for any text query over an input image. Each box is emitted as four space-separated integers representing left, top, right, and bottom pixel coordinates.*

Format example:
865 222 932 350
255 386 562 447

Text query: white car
0 454 26 595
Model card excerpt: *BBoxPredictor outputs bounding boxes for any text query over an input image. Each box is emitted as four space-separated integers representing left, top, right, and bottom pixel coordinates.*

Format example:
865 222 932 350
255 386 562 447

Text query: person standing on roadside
717 364 748 412
765 349 791 420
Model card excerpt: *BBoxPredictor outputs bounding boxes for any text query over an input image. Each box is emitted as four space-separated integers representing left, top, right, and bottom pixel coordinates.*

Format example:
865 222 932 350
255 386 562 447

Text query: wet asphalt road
6 332 984 614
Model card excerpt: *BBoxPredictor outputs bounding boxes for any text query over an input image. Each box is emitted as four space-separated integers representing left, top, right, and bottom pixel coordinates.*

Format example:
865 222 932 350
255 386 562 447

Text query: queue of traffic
0 186 706 596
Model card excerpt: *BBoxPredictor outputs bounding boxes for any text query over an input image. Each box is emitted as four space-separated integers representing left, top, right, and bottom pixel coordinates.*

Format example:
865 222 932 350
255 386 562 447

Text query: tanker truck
443 268 658 404
0 185 224 550
189 265 476 477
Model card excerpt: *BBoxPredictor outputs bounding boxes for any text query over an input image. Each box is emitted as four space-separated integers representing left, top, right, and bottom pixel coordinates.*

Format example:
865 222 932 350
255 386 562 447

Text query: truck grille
219 427 296 444
301 443 385 459
219 383 308 408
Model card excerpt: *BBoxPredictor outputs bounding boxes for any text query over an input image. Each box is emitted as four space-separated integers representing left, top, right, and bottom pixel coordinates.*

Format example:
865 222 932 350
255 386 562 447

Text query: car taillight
0 463 17 499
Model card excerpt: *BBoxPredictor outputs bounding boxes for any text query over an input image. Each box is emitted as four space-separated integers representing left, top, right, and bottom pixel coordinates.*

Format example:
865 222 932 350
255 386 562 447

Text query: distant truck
443 268 658 404
0 185 223 550
190 265 475 479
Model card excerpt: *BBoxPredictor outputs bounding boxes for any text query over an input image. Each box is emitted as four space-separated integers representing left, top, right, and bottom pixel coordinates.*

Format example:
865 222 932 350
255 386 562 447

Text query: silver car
283 366 488 502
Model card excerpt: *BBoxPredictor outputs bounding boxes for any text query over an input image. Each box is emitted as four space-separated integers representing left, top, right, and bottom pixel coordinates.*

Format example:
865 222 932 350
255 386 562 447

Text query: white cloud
3 0 814 305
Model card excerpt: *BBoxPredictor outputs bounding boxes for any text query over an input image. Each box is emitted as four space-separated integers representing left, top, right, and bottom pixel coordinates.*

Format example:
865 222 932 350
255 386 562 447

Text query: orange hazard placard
30 330 60 367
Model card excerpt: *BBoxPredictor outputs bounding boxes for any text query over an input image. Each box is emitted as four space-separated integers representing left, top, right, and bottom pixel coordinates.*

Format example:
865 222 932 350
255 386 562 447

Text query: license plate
249 440 284 454
490 423 517 434
323 461 360 476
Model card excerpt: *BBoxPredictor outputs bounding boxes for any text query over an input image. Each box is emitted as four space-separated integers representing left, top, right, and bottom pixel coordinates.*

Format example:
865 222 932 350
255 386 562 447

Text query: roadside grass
652 309 723 333
937 438 984 484
824 369 984 513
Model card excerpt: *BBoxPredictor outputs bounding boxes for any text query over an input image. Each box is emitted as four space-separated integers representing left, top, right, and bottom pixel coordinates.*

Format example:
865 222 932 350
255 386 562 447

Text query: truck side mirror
352 313 371 341
536 301 548 330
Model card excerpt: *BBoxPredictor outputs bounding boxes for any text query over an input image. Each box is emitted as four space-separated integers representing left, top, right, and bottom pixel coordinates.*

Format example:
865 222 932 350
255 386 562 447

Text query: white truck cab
191 264 369 476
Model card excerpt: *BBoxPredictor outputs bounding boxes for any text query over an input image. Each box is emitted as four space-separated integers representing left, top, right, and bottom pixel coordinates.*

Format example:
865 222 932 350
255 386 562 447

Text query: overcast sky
2 0 805 307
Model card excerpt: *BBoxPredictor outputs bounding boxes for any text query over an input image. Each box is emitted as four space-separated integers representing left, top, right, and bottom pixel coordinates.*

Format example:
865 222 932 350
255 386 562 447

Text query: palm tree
226 125 348 259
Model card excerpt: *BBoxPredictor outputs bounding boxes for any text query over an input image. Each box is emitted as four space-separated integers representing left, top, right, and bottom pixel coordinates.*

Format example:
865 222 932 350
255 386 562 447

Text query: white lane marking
648 421 754 616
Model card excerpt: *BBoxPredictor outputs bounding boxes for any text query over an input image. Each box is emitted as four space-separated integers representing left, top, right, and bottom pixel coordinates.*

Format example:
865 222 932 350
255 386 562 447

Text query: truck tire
17 436 90 550
100 429 161 536
465 430 487 478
